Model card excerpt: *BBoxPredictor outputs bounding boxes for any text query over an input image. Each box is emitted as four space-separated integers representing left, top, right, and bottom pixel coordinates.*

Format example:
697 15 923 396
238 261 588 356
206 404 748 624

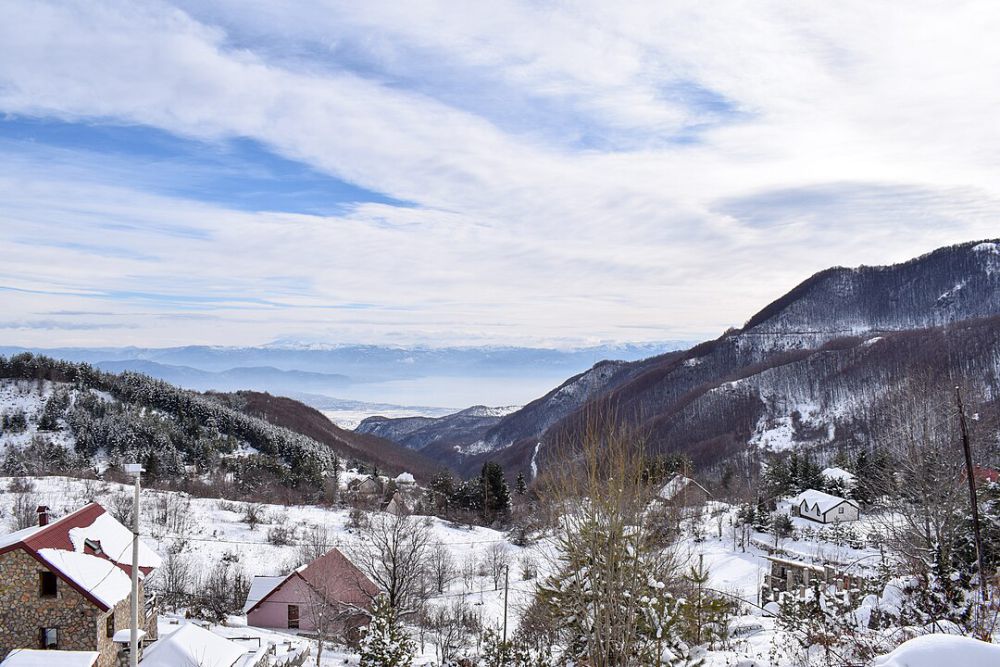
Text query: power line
149 532 513 549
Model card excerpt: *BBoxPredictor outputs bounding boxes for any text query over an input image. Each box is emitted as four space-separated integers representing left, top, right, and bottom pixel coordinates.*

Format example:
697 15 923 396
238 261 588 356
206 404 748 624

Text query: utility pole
502 564 510 644
955 388 987 610
125 463 143 667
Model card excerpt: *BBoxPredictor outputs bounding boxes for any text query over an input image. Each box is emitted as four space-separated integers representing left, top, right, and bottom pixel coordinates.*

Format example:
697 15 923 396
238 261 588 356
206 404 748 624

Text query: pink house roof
245 548 377 615
0 502 161 612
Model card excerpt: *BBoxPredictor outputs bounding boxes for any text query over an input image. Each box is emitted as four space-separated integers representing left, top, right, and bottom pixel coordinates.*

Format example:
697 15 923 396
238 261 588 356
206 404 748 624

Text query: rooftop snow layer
0 649 99 666
242 576 287 613
791 489 857 514
37 548 133 609
69 511 162 570
140 623 247 667
873 634 1000 667
820 467 856 486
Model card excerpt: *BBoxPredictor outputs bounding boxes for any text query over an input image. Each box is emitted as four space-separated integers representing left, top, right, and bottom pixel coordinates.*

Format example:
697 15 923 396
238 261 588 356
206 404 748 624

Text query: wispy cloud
1 1 999 347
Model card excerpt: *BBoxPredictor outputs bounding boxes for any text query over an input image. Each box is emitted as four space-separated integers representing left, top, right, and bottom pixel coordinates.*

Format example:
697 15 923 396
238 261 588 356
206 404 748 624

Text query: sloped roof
243 576 286 613
244 548 377 615
792 489 858 514
140 623 246 667
0 502 161 611
821 467 857 486
1 650 99 666
658 475 711 501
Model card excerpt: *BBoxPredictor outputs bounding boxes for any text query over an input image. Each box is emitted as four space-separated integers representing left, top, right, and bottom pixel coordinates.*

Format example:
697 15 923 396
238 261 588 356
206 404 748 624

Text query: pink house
243 548 377 640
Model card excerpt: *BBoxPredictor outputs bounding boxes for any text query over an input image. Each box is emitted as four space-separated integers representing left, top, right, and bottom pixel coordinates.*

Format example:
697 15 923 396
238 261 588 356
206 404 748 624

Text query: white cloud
1 0 1000 347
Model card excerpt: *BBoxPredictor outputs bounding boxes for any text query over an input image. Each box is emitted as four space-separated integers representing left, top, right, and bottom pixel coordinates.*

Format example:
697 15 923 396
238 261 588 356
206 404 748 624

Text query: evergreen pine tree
480 461 511 521
359 594 415 667
515 472 527 496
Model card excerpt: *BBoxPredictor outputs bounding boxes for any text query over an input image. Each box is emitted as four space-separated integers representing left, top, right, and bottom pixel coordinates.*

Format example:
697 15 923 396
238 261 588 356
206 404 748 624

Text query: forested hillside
0 354 436 497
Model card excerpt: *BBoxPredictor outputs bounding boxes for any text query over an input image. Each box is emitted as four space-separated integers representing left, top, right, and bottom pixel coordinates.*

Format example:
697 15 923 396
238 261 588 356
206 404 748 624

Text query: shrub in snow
478 627 551 667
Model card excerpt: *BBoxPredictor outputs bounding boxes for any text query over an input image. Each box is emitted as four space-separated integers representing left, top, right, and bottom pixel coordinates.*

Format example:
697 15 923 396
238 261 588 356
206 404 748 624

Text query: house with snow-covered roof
789 489 859 524
0 503 161 667
820 466 857 489
139 623 248 667
657 475 711 507
244 548 377 641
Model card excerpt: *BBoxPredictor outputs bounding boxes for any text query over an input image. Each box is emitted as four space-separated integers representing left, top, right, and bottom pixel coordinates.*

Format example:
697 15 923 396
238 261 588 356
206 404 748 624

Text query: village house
0 503 161 667
789 489 859 524
244 548 377 641
346 477 383 506
820 466 857 489
658 474 712 507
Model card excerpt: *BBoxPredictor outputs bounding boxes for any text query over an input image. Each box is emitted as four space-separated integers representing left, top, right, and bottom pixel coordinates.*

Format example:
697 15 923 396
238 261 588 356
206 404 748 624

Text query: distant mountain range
0 342 689 409
359 240 1000 479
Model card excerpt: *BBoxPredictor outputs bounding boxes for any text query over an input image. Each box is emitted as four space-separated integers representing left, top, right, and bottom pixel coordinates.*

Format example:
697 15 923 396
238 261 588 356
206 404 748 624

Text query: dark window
39 572 57 598
287 604 300 629
40 627 58 649
106 614 115 638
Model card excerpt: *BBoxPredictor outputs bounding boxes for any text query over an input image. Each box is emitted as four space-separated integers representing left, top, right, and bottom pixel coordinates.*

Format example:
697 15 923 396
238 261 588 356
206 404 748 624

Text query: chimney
36 505 50 527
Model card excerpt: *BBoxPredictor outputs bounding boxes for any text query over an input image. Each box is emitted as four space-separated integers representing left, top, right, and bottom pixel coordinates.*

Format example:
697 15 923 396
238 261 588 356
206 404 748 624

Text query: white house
789 489 859 524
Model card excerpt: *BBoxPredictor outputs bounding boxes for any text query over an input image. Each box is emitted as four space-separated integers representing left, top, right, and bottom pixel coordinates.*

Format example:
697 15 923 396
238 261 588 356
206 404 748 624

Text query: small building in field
0 503 161 667
657 475 711 507
139 623 247 667
244 548 377 640
789 489 859 524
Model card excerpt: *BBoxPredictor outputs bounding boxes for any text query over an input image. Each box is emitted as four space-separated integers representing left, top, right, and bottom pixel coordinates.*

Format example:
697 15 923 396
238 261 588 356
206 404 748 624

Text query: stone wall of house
0 548 104 660
0 549 155 667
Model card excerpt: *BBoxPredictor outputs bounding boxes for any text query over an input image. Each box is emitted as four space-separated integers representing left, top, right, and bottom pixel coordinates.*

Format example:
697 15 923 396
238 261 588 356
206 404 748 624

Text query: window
40 627 58 649
106 614 115 639
39 572 57 598
85 538 104 556
287 604 300 629
838 507 845 514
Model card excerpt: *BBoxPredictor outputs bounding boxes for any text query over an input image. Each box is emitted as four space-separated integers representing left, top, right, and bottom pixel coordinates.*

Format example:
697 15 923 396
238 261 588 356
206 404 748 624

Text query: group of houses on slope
0 499 377 667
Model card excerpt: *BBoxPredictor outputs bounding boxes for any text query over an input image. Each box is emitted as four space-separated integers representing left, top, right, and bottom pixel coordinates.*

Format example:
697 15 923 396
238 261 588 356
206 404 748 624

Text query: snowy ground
0 475 979 666
0 475 540 665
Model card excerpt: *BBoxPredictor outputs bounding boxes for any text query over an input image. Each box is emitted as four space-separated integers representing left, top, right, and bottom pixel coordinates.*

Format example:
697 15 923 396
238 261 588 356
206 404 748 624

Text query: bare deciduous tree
348 512 431 615
428 542 456 594
485 542 511 591
9 491 41 531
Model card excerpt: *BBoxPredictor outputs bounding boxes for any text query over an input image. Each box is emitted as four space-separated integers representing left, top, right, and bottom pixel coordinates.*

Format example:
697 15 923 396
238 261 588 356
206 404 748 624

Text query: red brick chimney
36 505 50 527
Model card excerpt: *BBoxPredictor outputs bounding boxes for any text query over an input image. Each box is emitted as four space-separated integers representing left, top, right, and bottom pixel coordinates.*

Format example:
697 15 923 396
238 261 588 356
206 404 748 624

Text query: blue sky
2 0 1000 348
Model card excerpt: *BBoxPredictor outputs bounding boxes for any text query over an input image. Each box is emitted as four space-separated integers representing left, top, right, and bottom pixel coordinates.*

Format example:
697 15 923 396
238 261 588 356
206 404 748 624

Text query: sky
2 0 1000 349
